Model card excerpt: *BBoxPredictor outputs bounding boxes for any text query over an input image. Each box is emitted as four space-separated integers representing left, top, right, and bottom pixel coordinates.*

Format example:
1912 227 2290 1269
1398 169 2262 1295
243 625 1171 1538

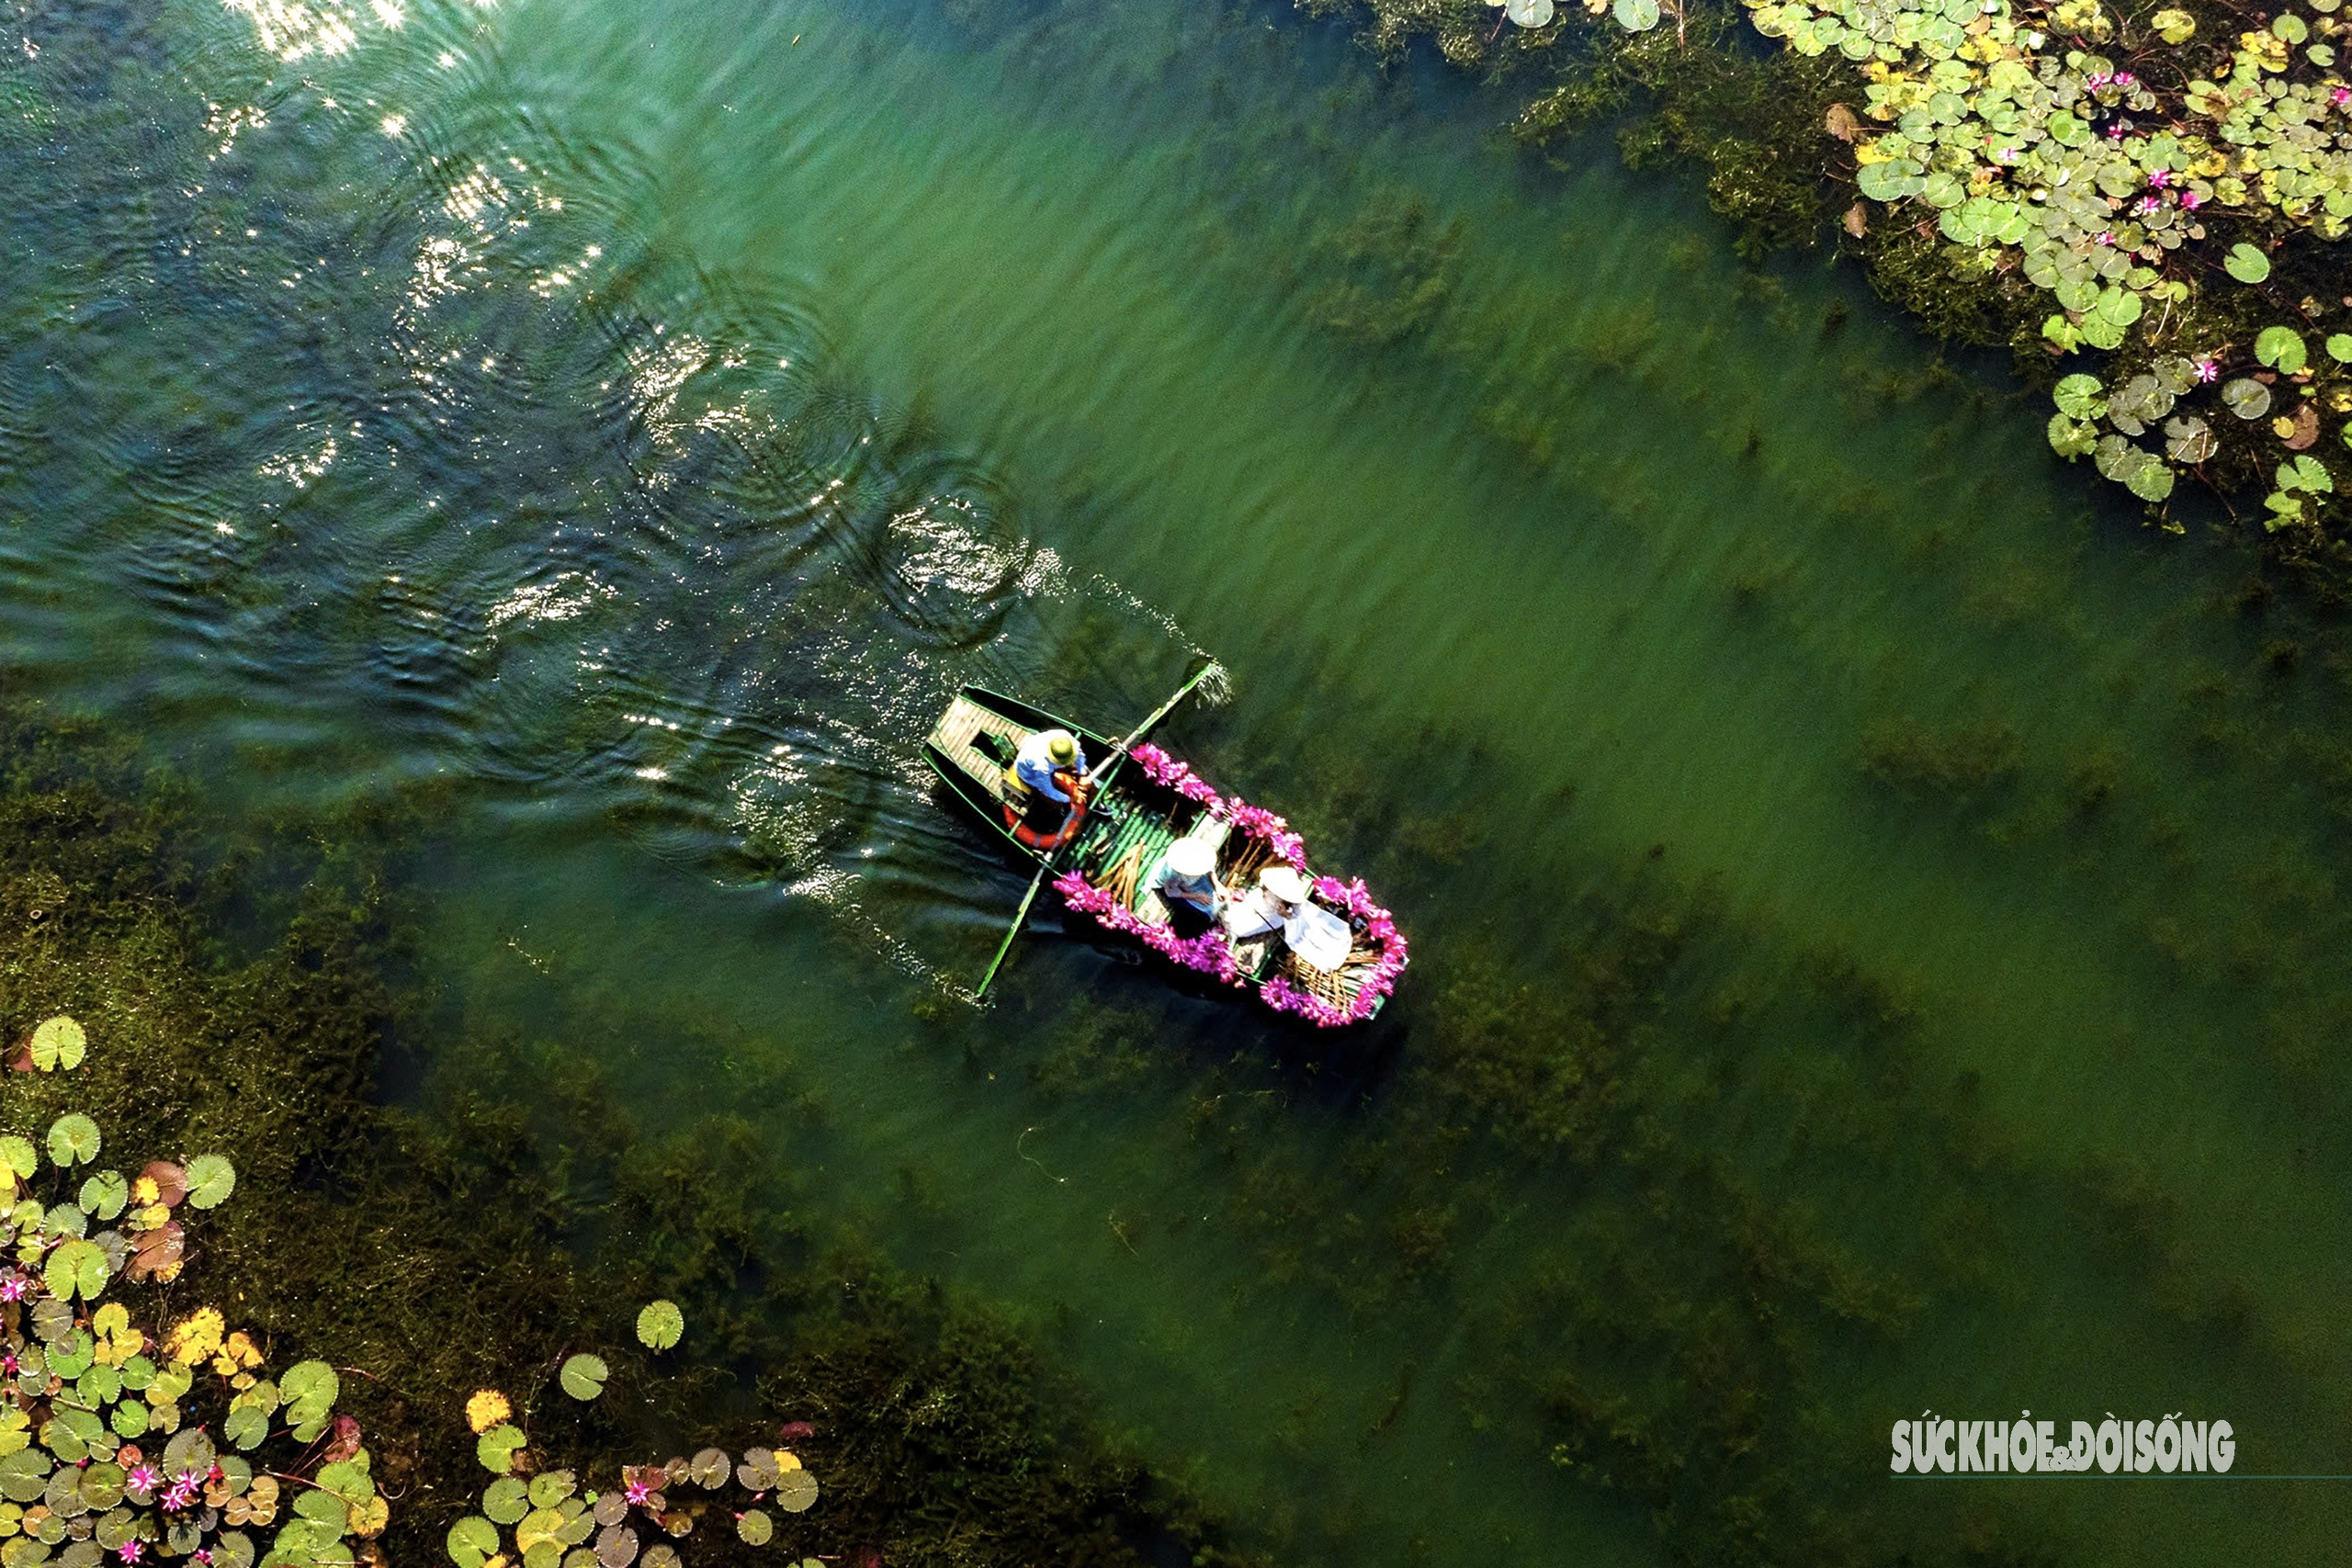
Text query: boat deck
927 693 1035 808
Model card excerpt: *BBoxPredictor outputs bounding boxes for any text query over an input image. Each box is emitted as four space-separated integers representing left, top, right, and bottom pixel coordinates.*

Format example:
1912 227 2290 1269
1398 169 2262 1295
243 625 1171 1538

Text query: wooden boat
924 686 1406 1024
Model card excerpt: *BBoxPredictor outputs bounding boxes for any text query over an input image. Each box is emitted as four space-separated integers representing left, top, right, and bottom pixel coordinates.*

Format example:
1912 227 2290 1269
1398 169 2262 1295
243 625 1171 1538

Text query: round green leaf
1612 0 1660 28
2279 455 2335 493
478 1424 528 1475
29 1017 85 1073
1506 0 1556 22
0 1135 36 1180
45 1115 99 1168
281 1362 340 1425
43 1240 107 1302
223 1404 270 1452
2048 413 2098 459
2052 373 2106 420
559 1355 608 1402
775 1471 818 1514
183 1155 236 1211
736 1511 772 1547
110 1400 153 1439
2126 459 2176 502
77 1170 128 1222
484 1478 531 1525
317 1457 373 1505
2224 243 2272 284
527 1472 577 1510
635 1301 684 1352
294 1488 349 1537
448 1517 503 1568
78 1460 124 1510
2325 333 2352 365
77 1364 121 1406
2222 378 2273 421
2256 326 2309 373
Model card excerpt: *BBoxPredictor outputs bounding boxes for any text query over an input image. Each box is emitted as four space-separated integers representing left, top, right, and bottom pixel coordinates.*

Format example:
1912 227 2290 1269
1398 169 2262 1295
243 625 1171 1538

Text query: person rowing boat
1005 728 1091 845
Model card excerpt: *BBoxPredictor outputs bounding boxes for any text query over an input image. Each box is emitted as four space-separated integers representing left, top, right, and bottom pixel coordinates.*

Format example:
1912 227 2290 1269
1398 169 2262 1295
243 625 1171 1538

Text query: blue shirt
1015 733 1086 802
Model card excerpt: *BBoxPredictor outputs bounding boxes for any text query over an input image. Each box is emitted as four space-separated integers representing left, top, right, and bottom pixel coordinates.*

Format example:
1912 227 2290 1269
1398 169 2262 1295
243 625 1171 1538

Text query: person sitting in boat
1222 864 1309 943
1008 728 1091 836
1153 837 1221 937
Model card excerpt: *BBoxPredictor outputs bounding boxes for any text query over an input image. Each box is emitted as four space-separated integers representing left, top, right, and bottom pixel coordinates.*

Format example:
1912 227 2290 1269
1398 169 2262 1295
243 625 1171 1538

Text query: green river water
4 0 2350 1561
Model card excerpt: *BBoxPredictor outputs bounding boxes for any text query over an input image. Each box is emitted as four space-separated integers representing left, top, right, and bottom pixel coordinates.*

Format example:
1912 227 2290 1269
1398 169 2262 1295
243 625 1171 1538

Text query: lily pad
688 1450 729 1490
29 1017 85 1072
528 1472 578 1511
2256 327 2308 374
77 1170 128 1222
46 1115 100 1168
594 1526 639 1568
736 1511 772 1547
737 1450 781 1492
2165 415 2218 463
223 1404 269 1452
2126 459 2176 502
483 1478 532 1525
477 1424 528 1475
0 1135 36 1179
183 1155 236 1210
559 1355 608 1402
2278 455 2335 493
2048 413 2099 459
448 1516 503 1568
2327 334 2352 364
775 1471 819 1515
1856 158 1925 202
1611 0 1660 29
295 1487 350 1537
2222 378 2273 421
2224 243 2272 283
2052 373 2106 421
636 1301 684 1352
43 1240 107 1302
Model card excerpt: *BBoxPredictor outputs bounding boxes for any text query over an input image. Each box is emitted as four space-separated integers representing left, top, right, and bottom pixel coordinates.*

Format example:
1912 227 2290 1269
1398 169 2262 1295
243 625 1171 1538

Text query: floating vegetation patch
1 1060 378 1568
1299 0 2352 572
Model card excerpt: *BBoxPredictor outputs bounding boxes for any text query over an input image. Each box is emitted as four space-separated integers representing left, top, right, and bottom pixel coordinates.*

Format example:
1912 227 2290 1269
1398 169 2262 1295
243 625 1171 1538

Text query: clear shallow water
6 0 2352 1561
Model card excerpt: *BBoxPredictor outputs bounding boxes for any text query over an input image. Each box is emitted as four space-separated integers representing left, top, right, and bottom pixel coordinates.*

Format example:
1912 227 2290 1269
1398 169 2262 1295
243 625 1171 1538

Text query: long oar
974 661 1222 1000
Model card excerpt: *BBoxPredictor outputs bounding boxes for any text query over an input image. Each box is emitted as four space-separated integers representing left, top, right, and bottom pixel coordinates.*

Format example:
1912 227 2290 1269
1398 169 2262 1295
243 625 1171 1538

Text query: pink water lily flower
2180 189 2203 210
2133 195 2161 216
0 1272 27 1303
2192 356 2220 383
2147 168 2170 187
2113 72 2136 86
126 1465 161 1494
118 1545 143 1566
626 1478 654 1506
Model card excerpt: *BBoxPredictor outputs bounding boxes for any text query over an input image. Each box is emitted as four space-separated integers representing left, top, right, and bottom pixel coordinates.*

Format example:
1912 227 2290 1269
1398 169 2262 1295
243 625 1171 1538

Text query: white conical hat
1260 865 1309 905
1166 838 1215 879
